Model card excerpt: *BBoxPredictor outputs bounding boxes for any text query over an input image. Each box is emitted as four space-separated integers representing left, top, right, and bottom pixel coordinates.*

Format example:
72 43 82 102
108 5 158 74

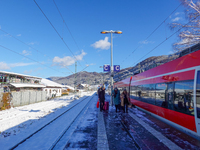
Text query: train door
167 82 174 110
195 69 200 135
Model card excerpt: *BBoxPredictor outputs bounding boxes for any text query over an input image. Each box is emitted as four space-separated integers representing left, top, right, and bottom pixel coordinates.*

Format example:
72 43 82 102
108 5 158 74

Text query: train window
130 85 143 101
142 84 156 105
155 83 167 107
130 86 137 99
174 80 194 116
196 71 200 118
167 82 174 110
148 84 156 104
137 85 143 101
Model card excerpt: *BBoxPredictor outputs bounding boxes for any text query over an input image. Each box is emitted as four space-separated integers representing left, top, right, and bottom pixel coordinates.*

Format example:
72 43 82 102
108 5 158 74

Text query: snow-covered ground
0 91 95 150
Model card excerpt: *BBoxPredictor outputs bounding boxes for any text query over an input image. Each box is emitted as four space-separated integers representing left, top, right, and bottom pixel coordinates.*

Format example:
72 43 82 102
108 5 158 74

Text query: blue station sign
103 65 110 72
114 65 120 72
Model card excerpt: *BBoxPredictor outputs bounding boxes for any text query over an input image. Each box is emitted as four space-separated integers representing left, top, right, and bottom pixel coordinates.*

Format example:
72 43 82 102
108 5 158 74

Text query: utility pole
87 78 89 92
74 62 77 93
103 73 104 85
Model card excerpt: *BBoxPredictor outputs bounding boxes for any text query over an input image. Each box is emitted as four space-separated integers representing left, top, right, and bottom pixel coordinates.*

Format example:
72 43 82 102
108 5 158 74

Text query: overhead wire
53 0 89 65
0 28 51 60
120 3 182 69
130 13 200 68
0 44 72 75
0 28 74 75
33 0 83 68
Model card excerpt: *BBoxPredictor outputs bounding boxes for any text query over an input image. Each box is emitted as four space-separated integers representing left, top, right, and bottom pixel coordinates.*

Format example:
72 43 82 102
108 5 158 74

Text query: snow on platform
0 92 200 150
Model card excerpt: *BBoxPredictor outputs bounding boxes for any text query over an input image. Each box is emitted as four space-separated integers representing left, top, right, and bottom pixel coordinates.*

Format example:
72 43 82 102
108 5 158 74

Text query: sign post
102 64 120 106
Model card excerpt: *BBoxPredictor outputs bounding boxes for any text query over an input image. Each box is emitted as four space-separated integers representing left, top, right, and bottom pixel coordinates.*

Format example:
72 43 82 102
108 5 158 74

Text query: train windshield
196 71 200 118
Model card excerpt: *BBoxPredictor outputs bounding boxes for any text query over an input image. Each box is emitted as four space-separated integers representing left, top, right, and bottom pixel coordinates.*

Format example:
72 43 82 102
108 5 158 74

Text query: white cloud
17 34 21 37
172 17 182 22
175 12 180 16
91 37 110 50
0 62 35 70
53 50 87 67
175 12 184 16
139 40 154 44
9 62 35 67
28 42 37 45
24 67 43 74
86 63 95 66
0 62 10 70
74 50 87 60
22 50 31 56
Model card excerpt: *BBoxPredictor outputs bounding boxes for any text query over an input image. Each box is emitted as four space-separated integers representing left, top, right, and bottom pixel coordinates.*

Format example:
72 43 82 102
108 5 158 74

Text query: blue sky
0 0 186 78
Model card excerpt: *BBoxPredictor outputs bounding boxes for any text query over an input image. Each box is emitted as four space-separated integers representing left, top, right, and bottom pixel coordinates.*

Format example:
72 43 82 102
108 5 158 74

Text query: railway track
9 94 95 150
118 113 141 150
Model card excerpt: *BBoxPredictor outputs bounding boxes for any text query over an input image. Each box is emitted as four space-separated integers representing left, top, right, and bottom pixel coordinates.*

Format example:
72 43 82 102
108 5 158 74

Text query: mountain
48 71 110 87
48 53 180 86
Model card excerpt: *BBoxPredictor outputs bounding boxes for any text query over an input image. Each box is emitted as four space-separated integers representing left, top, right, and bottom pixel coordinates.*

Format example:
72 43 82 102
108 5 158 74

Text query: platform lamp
100 30 122 106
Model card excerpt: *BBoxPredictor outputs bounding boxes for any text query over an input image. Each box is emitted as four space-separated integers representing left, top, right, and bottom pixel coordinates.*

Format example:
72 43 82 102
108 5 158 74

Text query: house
62 85 74 92
41 78 63 99
0 70 46 108
77 84 90 90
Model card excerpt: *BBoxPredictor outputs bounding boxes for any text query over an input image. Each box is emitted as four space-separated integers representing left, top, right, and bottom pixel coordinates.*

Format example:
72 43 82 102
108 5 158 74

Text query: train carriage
114 43 200 139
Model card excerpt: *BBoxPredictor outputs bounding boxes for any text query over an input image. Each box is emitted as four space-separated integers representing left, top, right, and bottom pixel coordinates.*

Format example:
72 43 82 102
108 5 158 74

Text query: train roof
179 43 200 58
115 43 200 87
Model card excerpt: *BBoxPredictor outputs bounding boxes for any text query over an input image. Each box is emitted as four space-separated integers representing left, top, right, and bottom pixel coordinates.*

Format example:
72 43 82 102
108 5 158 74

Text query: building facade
0 71 46 108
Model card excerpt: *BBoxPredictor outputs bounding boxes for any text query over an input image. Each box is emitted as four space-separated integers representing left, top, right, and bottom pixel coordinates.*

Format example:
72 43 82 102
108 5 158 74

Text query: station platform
64 93 200 150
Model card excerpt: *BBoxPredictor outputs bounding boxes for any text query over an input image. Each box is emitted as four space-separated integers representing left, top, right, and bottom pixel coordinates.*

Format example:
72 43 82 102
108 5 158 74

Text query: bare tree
171 0 200 51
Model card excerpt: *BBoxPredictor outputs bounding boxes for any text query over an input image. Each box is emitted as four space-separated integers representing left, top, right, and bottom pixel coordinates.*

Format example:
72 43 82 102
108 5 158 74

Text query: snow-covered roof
81 84 90 87
90 85 99 89
62 85 74 90
10 83 46 88
41 78 63 88
0 70 41 79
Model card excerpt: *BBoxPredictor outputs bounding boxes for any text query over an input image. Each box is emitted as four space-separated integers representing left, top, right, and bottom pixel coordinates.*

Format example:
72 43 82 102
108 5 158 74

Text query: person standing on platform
112 87 120 112
98 86 105 112
120 88 130 113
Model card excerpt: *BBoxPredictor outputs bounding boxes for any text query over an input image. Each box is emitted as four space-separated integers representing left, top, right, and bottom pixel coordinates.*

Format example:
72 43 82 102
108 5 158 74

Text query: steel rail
10 95 94 150
118 113 141 150
49 94 95 150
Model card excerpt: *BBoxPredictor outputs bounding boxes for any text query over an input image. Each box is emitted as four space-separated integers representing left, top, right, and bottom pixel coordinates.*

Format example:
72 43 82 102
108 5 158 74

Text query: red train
114 44 200 139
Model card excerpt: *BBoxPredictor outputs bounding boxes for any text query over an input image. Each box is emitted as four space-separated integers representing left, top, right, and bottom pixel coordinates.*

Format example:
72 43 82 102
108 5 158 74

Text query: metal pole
110 32 113 106
74 61 77 93
103 73 104 85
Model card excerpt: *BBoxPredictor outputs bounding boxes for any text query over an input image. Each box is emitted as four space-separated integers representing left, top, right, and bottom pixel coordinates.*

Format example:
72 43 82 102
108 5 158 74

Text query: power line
53 0 89 66
120 3 182 68
33 0 83 68
0 28 74 74
0 44 70 75
0 28 51 60
131 14 200 68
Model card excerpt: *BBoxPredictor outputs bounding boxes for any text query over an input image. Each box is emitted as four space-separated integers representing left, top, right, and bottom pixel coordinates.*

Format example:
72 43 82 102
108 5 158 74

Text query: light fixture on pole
100 30 122 106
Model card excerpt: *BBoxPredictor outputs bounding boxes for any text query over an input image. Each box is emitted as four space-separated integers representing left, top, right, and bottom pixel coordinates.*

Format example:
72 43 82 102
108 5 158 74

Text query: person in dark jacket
112 87 120 112
120 88 130 113
98 86 105 112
